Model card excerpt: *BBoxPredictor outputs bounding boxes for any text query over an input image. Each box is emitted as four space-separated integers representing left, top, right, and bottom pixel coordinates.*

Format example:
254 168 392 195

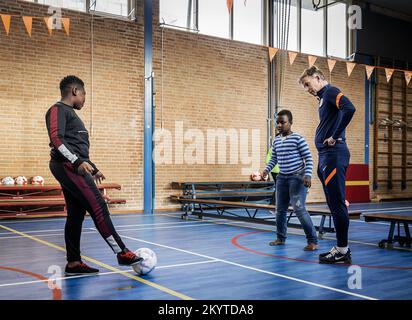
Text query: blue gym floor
0 201 411 300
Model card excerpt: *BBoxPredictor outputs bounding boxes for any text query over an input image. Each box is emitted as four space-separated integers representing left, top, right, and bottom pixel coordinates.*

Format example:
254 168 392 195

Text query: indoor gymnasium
0 0 411 303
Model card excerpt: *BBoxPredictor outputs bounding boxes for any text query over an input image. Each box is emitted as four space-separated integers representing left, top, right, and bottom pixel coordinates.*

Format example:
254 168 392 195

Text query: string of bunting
0 14 70 37
268 46 412 86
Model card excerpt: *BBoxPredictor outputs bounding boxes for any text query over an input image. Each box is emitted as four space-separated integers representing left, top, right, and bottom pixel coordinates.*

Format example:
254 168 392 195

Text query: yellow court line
0 224 193 300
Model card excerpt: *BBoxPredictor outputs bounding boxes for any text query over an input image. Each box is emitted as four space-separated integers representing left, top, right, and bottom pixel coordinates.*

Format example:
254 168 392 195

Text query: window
25 0 136 18
159 0 190 29
233 0 262 45
327 2 347 58
301 0 325 56
273 0 298 50
198 0 229 39
25 0 86 12
93 0 129 17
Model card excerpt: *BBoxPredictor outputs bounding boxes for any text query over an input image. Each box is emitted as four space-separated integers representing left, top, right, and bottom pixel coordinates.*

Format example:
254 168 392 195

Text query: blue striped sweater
264 133 313 177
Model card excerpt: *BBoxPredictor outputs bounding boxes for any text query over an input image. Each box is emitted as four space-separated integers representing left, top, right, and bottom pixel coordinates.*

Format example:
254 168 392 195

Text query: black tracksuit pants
50 160 126 262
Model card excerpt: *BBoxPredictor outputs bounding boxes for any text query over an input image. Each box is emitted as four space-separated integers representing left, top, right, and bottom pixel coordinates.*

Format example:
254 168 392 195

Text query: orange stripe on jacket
325 168 337 186
336 92 344 109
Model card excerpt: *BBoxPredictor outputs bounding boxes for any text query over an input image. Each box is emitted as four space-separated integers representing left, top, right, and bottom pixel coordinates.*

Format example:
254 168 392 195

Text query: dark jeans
317 144 350 247
276 171 318 244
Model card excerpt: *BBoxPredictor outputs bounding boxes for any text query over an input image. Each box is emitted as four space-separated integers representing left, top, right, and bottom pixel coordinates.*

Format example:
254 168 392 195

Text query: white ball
251 171 262 181
132 248 157 275
1 177 15 185
31 176 45 185
14 176 28 185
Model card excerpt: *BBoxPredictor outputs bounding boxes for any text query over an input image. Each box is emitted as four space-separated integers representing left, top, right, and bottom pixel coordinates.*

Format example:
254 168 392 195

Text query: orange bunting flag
404 71 412 86
268 47 278 62
1 14 11 35
227 0 233 13
346 62 356 77
44 16 53 36
385 68 395 82
327 59 337 73
365 65 375 80
22 16 33 37
62 18 70 35
308 55 317 67
288 51 298 65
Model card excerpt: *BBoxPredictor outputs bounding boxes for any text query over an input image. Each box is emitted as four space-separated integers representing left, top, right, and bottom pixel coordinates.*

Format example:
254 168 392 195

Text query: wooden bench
171 180 276 214
0 183 126 219
363 212 412 248
171 195 361 238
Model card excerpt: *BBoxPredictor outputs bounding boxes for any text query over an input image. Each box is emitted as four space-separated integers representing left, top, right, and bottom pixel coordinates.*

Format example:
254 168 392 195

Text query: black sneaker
117 249 143 266
319 247 352 264
319 246 337 257
65 262 99 276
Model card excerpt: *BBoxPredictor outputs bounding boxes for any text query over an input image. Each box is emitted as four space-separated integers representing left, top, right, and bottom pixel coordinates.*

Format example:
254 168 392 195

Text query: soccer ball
31 176 45 185
132 248 157 275
1 176 15 185
251 171 262 181
15 176 28 185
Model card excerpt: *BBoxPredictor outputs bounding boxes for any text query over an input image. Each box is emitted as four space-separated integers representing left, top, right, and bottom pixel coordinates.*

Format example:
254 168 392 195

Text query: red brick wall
0 0 368 211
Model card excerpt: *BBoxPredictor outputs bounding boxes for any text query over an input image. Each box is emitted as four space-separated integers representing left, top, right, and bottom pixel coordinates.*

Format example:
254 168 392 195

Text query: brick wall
0 0 368 211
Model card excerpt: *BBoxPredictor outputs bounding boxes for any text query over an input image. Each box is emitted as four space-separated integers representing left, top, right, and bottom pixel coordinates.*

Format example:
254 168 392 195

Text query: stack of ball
0 176 44 185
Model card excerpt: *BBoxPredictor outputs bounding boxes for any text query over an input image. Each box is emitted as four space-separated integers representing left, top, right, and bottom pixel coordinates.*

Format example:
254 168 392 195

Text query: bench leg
379 222 396 249
404 223 411 248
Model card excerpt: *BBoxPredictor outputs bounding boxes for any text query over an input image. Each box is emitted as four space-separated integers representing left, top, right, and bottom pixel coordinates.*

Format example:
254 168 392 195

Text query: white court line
0 260 219 288
158 213 412 251
0 212 407 250
0 205 410 225
0 218 68 224
0 231 97 240
0 219 254 240
0 220 219 236
118 234 378 300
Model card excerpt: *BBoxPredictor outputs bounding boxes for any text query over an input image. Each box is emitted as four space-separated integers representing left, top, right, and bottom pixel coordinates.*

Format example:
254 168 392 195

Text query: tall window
94 0 129 17
234 0 262 45
27 0 86 12
327 2 347 58
159 0 190 28
273 0 298 50
301 0 325 56
198 0 229 39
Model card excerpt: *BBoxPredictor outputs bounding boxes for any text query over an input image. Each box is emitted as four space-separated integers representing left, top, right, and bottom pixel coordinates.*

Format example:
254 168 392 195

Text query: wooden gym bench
0 183 126 219
170 195 361 238
363 212 412 249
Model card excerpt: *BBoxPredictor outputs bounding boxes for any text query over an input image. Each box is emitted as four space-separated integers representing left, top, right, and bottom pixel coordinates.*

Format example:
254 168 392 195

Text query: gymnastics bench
0 183 126 219
363 212 412 249
171 195 361 238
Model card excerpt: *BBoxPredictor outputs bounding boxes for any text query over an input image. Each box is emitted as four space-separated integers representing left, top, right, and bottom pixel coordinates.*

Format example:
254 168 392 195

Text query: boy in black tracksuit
46 76 142 275
299 66 356 264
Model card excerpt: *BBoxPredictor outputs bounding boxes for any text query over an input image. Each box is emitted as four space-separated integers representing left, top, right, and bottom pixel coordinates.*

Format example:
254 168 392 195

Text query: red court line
0 266 62 300
231 230 412 270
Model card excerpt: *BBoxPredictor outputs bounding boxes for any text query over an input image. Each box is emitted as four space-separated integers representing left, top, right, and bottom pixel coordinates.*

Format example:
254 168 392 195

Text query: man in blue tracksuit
299 66 356 264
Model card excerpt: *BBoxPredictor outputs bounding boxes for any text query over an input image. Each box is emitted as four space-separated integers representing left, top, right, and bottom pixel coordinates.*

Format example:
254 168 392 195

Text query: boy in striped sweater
261 110 318 251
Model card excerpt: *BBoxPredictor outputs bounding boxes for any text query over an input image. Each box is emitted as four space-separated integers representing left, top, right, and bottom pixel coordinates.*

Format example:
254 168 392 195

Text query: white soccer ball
251 171 262 181
1 176 15 185
31 176 45 185
15 176 28 185
132 248 157 275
